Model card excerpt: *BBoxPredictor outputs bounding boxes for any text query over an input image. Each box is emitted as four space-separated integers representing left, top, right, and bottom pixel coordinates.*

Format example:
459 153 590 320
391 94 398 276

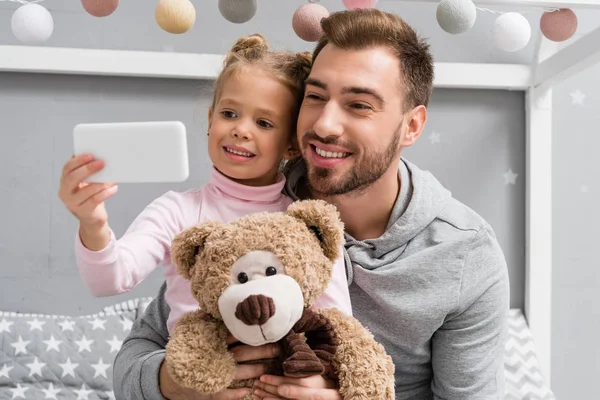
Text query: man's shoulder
428 196 506 273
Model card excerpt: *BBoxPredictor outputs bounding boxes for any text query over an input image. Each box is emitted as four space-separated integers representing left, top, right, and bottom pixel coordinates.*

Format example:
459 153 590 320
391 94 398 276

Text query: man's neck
315 165 401 241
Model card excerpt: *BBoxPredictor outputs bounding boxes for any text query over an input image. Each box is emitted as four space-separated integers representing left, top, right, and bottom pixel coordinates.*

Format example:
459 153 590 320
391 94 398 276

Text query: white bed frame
1 0 599 386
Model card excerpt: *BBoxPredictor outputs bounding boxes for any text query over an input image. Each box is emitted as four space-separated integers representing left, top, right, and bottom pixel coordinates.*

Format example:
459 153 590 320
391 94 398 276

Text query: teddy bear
164 199 395 399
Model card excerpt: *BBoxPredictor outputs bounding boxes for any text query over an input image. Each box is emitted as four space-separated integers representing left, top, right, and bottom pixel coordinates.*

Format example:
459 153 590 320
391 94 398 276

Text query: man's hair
313 9 435 110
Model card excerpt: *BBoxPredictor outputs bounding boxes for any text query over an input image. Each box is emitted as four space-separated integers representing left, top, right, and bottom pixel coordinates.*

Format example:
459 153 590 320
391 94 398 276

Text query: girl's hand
58 154 117 229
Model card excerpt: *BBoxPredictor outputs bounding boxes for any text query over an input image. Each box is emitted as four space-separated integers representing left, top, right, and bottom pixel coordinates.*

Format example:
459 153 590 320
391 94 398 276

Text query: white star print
0 318 13 333
10 383 28 399
73 384 94 400
429 131 441 144
0 364 13 380
10 336 30 355
58 319 76 331
26 357 46 377
503 169 518 185
43 335 63 352
120 318 133 331
75 335 94 353
41 383 61 400
570 89 585 105
106 335 122 353
92 357 111 379
58 357 79 378
26 318 46 331
89 318 107 330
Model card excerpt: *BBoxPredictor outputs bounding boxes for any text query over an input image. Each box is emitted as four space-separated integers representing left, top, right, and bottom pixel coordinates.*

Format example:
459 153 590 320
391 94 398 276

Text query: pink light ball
292 3 329 42
540 8 578 42
342 0 378 9
81 0 119 17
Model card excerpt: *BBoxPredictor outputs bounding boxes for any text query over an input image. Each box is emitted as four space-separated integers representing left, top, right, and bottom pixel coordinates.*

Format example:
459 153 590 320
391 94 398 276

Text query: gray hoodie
113 158 509 400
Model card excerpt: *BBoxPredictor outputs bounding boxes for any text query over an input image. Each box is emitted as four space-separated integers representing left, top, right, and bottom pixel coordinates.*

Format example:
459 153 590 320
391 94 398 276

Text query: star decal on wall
503 169 518 185
428 131 441 144
570 89 586 106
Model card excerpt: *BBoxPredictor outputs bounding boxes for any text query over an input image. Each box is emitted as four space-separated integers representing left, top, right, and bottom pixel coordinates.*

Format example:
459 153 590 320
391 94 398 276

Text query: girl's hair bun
226 33 269 64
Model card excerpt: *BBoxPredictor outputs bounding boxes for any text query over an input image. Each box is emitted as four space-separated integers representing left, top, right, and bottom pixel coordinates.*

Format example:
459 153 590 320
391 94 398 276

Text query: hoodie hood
282 158 452 279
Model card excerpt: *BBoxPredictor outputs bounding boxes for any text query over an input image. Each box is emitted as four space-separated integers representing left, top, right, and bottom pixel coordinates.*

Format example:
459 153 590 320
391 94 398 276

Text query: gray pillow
0 307 136 400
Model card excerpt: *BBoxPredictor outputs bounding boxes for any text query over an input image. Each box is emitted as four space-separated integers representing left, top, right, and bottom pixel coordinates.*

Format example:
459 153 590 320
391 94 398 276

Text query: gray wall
551 66 600 400
0 72 526 315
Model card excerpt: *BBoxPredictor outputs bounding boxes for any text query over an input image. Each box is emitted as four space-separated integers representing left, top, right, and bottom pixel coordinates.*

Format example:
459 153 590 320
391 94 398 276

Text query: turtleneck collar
209 167 287 203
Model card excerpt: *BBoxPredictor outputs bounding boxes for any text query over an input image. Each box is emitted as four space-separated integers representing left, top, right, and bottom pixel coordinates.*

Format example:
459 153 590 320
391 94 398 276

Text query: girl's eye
222 110 236 118
257 120 273 128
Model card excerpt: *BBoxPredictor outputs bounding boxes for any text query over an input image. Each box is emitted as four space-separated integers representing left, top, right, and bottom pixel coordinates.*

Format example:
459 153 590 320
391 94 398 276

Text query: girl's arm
74 190 199 297
311 255 353 316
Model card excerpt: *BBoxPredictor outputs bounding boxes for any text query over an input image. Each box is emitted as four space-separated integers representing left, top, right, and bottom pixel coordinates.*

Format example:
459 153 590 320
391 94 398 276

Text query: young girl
58 34 352 333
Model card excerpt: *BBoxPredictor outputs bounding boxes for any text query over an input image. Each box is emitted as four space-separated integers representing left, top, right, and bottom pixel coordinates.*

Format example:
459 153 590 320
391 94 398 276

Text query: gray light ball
436 0 477 34
218 0 257 24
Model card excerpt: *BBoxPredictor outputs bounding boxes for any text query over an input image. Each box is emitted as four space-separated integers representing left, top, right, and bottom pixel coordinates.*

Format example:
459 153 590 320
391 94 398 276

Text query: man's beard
301 128 401 197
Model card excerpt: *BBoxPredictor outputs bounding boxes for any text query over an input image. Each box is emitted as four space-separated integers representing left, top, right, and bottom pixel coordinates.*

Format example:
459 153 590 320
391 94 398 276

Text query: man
114 8 509 400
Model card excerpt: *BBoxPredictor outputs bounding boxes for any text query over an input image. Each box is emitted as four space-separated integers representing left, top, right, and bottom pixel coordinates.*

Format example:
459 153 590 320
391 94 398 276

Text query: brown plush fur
166 199 395 399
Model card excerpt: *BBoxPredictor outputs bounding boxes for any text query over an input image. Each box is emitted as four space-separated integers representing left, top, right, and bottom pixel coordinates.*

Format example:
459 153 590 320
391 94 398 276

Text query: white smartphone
73 121 190 183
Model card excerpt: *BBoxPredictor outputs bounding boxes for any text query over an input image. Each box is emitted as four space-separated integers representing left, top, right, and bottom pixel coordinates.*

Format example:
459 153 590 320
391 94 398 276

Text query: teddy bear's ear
286 200 344 262
171 221 222 280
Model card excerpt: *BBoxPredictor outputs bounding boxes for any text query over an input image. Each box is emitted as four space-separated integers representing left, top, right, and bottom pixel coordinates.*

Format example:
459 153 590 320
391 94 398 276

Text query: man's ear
286 200 344 262
401 105 427 147
171 221 222 280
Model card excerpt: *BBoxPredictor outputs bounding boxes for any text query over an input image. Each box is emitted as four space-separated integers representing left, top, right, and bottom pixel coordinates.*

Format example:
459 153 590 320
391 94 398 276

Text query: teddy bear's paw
283 351 325 378
166 354 236 394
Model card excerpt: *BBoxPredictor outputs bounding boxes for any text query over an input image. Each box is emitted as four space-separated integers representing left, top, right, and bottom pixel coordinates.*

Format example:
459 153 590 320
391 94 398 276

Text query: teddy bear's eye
237 272 249 284
265 267 277 276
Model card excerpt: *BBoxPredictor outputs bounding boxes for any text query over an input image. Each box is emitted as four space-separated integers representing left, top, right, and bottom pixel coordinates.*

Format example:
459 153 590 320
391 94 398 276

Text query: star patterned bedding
1 299 553 400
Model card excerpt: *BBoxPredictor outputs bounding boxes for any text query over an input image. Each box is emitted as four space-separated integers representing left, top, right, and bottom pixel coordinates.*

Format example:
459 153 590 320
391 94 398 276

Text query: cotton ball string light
436 0 477 34
81 0 119 17
11 3 54 45
155 0 196 34
492 12 531 52
218 0 257 24
342 0 378 9
540 8 577 42
292 3 329 42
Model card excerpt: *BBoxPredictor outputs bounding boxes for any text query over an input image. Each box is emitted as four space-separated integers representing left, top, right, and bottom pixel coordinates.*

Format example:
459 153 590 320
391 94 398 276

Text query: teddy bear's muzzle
235 294 276 326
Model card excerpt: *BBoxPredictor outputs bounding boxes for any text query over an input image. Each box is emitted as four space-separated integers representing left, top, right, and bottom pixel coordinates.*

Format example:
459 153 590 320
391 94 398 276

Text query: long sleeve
430 225 510 400
113 282 170 400
312 254 353 316
75 190 199 297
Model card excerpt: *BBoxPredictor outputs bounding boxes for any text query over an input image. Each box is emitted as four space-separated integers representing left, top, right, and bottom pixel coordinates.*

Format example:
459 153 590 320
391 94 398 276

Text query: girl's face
208 65 297 187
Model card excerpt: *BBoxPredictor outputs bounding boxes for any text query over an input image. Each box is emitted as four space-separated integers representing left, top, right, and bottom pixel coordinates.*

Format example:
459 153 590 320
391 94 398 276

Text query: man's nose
313 103 344 139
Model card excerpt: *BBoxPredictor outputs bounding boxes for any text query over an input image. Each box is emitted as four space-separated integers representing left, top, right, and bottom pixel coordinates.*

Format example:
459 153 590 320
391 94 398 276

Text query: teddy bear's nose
235 294 276 326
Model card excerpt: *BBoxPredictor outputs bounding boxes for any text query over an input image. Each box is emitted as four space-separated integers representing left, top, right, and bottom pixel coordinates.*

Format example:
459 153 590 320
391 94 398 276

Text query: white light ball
219 0 257 24
11 3 54 45
436 0 477 34
492 12 531 52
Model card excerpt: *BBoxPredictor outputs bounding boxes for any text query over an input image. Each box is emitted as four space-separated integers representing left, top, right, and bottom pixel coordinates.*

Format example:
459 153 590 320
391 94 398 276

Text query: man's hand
160 334 281 399
252 374 342 400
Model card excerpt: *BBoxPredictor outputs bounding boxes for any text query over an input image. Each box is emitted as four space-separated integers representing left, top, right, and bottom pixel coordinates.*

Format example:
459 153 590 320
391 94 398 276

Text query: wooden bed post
524 85 553 385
